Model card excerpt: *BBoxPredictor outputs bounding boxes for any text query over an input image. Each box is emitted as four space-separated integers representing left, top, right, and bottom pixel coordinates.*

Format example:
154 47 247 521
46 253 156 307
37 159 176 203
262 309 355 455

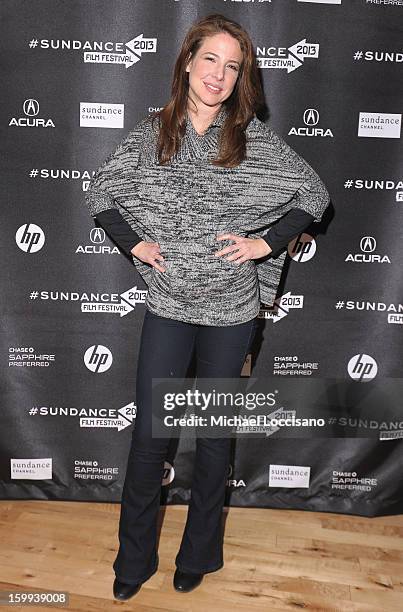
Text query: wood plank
0 501 402 611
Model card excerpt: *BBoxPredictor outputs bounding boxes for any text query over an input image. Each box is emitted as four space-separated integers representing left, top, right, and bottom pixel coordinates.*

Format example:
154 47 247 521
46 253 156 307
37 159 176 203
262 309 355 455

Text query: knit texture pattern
84 106 330 325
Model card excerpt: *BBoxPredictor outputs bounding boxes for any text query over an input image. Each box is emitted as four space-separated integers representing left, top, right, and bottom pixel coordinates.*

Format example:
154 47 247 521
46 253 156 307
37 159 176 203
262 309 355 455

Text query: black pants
113 307 257 584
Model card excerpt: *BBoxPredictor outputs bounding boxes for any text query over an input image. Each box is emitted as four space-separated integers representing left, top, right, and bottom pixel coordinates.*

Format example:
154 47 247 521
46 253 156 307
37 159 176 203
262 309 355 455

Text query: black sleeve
262 208 315 255
94 208 143 256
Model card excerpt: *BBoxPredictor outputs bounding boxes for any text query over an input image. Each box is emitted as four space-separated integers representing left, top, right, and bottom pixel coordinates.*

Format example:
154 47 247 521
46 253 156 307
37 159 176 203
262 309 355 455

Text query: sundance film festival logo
345 236 391 264
84 345 113 373
256 39 319 73
29 285 146 316
81 286 146 315
31 401 136 431
358 112 401 138
76 228 120 255
9 99 55 128
16 223 45 253
347 354 378 381
288 109 334 138
30 34 157 69
288 233 316 262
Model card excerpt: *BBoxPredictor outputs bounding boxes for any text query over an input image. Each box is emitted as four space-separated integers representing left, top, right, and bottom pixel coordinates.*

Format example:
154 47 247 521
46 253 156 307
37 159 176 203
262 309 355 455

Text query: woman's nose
212 65 225 81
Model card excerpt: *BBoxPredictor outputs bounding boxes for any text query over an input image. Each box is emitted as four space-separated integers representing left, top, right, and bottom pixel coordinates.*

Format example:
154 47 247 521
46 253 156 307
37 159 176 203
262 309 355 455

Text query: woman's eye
204 57 238 71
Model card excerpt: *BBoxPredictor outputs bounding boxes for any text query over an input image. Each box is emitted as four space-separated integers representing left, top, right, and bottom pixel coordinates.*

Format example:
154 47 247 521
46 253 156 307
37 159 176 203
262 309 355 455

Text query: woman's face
185 32 243 112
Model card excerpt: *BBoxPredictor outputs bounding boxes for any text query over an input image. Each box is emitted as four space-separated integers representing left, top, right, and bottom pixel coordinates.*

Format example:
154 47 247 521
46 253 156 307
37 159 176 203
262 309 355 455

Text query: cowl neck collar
176 105 228 162
185 104 228 139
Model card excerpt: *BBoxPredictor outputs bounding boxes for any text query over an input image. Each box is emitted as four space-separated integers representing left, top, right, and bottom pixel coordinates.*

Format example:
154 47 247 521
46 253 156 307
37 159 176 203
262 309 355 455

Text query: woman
84 13 329 601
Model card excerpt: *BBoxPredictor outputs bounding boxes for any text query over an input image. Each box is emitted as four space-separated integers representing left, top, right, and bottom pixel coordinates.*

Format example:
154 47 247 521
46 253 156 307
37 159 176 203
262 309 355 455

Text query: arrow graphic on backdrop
124 34 158 68
235 407 296 437
257 39 319 73
288 39 319 63
270 291 304 323
264 409 296 437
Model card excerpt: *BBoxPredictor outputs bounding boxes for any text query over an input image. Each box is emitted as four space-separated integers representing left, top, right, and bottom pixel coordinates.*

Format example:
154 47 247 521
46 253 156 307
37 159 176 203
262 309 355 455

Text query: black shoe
113 578 142 600
173 568 204 592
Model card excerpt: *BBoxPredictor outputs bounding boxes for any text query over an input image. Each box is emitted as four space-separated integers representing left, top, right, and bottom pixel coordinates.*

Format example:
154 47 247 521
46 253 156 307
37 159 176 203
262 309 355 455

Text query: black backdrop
2 0 403 517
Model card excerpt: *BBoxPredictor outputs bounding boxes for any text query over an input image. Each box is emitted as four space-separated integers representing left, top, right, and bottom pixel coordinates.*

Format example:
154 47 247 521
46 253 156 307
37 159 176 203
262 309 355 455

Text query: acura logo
360 236 376 253
303 108 319 126
90 227 106 244
23 99 40 117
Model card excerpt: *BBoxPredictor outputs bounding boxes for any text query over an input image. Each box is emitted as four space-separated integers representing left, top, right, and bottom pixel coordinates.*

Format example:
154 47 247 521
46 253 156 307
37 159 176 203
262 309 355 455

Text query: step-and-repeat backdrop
2 0 402 517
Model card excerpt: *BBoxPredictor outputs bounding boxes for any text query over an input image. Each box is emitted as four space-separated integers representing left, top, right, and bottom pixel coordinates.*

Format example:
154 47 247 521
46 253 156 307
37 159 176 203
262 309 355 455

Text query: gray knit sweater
84 105 330 325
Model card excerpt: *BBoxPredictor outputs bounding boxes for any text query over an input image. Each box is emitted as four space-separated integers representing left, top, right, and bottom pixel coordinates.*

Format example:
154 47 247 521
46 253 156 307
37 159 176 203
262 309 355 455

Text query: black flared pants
113 307 257 584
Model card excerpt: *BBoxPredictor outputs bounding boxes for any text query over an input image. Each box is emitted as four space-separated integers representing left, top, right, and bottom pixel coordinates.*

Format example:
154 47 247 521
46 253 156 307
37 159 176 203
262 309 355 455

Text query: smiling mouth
204 82 223 93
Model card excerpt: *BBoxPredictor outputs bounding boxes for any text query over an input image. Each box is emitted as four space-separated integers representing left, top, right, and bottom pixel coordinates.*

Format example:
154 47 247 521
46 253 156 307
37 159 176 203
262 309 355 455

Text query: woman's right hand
131 241 166 273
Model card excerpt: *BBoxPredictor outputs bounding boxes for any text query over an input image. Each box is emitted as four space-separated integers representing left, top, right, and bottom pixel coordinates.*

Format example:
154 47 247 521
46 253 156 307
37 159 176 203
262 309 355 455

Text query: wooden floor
1 500 403 611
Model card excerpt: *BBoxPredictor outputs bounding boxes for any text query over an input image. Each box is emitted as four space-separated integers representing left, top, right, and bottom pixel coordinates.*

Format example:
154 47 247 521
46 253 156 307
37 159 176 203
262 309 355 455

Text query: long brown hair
153 13 265 168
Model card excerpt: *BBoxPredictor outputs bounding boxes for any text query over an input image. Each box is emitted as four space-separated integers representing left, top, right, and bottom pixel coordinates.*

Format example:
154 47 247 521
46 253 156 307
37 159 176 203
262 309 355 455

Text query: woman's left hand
215 233 272 264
